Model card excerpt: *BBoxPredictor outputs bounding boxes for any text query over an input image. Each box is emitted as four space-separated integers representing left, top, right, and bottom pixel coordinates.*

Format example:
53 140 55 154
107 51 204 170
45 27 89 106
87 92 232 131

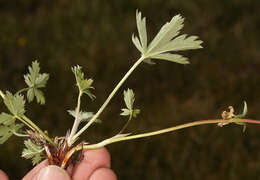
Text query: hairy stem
72 55 146 142
68 91 83 146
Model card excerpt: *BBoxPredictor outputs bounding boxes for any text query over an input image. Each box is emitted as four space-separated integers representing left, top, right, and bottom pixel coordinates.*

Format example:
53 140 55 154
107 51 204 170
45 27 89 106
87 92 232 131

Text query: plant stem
61 118 260 168
1 90 56 146
22 115 56 147
72 55 146 142
12 131 29 137
15 87 30 95
16 116 35 130
68 91 83 146
119 112 133 134
79 119 260 150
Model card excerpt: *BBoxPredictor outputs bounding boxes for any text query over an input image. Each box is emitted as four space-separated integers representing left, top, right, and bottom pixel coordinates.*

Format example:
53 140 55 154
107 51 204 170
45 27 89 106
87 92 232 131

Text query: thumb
33 165 71 180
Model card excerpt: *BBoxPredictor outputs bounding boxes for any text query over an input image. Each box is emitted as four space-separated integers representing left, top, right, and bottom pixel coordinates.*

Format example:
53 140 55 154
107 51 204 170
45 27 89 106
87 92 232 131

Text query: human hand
0 148 117 180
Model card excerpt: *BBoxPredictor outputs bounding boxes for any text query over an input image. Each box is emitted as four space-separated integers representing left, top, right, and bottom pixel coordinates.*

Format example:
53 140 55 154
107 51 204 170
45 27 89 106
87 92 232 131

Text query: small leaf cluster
0 61 50 164
68 109 101 123
22 139 44 165
132 10 203 64
121 89 140 118
0 123 23 144
0 91 25 144
218 101 248 132
24 61 49 104
72 65 95 100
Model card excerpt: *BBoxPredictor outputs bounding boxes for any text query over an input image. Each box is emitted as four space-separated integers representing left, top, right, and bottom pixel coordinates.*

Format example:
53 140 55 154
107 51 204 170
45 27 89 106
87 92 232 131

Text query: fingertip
22 160 49 180
72 147 111 180
34 165 70 180
82 147 111 168
89 168 117 180
0 170 9 180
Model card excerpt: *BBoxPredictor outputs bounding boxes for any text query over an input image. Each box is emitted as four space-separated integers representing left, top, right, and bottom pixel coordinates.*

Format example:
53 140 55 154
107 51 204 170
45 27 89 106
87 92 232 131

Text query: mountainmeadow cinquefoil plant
1 10 259 170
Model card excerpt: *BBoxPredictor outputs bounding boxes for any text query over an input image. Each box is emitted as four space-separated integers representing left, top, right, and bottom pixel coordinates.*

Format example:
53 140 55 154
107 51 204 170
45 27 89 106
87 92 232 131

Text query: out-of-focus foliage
0 0 260 179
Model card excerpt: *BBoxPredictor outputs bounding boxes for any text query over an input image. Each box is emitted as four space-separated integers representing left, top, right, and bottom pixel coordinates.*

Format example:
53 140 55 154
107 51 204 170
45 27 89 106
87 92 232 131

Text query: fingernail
35 165 70 180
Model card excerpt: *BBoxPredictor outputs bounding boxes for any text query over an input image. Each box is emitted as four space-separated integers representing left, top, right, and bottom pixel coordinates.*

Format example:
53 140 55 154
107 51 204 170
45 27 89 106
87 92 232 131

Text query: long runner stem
61 118 260 168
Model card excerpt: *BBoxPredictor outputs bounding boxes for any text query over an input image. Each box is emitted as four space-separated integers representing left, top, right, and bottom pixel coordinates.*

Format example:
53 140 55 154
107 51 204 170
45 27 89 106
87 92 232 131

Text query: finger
72 147 111 180
0 170 9 180
89 168 117 180
33 165 70 180
22 160 48 180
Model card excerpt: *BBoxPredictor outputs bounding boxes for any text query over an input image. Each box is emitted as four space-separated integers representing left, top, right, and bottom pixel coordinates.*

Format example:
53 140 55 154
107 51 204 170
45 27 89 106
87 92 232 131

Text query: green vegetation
0 1 260 179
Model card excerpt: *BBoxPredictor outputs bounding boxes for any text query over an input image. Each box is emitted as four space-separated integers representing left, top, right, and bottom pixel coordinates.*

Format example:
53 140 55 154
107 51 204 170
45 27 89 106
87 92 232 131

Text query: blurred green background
0 0 260 179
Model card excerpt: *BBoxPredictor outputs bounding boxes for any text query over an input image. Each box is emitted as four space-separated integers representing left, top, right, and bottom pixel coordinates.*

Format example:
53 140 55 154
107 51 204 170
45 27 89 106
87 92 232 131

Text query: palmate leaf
68 110 101 123
0 112 15 125
148 14 184 53
123 89 135 110
72 66 95 100
24 61 49 104
3 91 25 116
132 10 203 65
0 126 13 144
121 89 140 118
0 123 23 144
22 139 44 165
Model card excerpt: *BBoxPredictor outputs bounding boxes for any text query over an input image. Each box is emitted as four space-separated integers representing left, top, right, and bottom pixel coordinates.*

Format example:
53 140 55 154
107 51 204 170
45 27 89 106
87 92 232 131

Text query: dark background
0 0 260 179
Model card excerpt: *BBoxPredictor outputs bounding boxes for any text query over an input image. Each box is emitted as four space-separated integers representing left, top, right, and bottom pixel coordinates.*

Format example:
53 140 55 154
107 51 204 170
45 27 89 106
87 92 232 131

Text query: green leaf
24 61 49 104
235 101 248 118
150 53 189 64
242 101 247 117
22 139 44 165
132 10 203 65
68 110 101 123
153 34 202 54
9 123 24 133
132 109 141 118
3 91 25 116
136 10 147 51
132 34 143 53
232 101 248 132
34 89 45 105
72 66 95 100
148 14 184 53
121 89 140 118
28 61 40 84
27 88 35 102
0 123 23 144
120 108 130 116
34 73 49 88
0 126 13 144
0 112 15 125
123 89 135 110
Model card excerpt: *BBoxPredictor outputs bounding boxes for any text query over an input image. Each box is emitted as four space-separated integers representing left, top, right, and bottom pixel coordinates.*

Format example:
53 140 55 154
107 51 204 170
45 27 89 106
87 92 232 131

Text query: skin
0 148 117 180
